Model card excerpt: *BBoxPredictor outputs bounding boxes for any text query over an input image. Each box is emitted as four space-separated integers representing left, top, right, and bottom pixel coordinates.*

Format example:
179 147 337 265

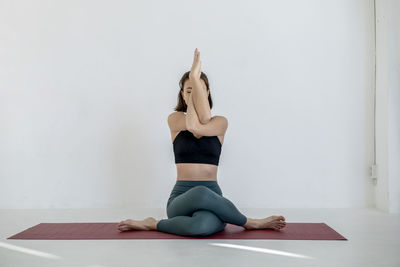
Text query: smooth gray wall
0 0 375 209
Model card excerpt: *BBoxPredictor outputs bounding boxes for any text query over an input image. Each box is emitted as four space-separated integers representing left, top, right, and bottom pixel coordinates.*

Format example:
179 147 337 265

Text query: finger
193 49 197 61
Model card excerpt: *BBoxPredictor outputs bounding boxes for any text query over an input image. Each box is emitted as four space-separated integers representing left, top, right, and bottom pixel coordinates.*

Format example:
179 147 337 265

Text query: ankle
146 219 158 230
152 220 159 230
243 217 258 229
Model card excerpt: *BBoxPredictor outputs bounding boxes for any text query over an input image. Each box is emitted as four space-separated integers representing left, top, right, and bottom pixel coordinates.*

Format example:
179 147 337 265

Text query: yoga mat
7 222 347 240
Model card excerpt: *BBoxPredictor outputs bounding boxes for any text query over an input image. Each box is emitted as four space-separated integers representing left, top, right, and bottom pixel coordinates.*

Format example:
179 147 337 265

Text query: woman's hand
189 48 202 80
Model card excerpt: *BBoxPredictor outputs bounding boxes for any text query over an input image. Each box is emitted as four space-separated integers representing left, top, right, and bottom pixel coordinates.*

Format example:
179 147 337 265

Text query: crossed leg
118 185 287 235
156 185 247 236
166 185 247 225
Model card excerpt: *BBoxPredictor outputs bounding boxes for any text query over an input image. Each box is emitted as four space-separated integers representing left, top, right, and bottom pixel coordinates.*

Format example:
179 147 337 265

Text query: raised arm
191 77 211 124
187 90 227 137
189 48 211 124
186 89 201 132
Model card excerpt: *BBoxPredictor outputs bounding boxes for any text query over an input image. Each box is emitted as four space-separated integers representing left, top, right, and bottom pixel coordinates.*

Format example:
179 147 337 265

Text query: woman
118 48 286 236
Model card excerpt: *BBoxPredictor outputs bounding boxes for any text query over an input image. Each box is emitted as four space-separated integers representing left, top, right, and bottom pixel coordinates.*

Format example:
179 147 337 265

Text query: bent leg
167 185 247 226
157 210 227 237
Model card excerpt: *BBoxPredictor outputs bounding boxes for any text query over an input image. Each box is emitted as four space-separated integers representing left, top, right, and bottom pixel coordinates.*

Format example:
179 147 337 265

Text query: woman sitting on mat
117 48 286 236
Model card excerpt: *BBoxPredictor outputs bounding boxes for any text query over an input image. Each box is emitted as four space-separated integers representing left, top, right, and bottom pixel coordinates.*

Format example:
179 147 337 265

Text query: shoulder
208 115 228 131
212 115 228 125
168 111 185 120
213 115 227 121
167 111 185 128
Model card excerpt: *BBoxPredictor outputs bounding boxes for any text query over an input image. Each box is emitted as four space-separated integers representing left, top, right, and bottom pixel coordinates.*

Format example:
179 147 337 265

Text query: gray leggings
156 180 247 237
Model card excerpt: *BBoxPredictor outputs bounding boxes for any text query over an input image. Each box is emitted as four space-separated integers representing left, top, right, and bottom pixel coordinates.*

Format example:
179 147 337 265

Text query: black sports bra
173 130 222 166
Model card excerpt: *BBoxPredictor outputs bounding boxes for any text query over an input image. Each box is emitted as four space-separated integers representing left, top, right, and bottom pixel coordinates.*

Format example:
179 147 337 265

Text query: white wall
375 0 400 213
0 0 376 209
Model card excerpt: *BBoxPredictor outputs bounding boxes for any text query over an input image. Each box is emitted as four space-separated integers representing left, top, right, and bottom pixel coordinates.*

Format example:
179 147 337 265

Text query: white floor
1 207 399 267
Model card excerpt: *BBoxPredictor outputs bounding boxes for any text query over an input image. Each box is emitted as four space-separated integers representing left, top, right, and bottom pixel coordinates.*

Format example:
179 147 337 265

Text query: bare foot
244 215 286 230
117 217 158 231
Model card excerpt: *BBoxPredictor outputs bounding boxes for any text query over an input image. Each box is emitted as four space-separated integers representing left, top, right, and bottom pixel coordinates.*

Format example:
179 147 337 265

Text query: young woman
117 48 286 236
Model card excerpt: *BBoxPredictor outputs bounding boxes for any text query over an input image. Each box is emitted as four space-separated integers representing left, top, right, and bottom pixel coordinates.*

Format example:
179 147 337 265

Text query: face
181 79 210 105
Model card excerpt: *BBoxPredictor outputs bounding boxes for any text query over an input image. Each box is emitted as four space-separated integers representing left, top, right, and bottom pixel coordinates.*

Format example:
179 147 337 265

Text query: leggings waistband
174 180 219 186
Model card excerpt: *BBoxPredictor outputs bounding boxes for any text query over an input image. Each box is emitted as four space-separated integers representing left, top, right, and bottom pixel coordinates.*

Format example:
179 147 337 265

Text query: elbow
199 115 211 124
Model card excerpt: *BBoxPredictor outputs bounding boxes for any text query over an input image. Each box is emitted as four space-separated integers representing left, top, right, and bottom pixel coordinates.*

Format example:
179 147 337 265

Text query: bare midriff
176 163 218 181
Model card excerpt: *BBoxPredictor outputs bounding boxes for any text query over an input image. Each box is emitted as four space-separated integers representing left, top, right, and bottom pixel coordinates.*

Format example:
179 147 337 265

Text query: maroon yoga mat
7 222 347 240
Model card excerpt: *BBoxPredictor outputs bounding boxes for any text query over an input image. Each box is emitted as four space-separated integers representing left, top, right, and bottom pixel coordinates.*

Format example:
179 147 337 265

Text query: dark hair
174 71 213 112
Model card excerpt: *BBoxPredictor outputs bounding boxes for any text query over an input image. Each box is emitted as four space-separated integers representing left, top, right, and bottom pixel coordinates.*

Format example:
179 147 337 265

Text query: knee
192 185 209 194
188 220 217 237
191 186 215 203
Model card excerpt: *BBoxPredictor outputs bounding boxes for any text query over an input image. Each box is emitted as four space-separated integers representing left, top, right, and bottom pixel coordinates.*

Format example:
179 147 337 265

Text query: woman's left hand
189 48 201 80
